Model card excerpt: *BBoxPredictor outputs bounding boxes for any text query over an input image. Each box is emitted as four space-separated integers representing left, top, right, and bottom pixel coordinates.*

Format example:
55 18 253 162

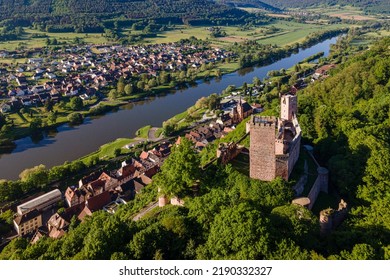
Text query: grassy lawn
304 5 380 21
0 28 109 51
219 62 240 74
155 128 163 138
350 29 390 46
135 125 151 139
10 112 28 126
166 109 189 124
0 19 363 53
364 30 390 37
238 7 268 14
0 57 26 64
77 137 135 164
144 26 210 44
255 21 354 46
144 21 351 47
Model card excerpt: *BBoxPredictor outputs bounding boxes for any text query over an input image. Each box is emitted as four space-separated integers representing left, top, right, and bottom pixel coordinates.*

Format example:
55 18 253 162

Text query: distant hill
0 0 248 22
214 0 281 12
258 0 390 14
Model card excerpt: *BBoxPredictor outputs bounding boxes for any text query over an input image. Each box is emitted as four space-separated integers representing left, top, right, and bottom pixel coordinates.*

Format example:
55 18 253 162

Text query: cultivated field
145 20 354 47
0 28 109 51
252 21 353 46
266 13 292 18
305 5 380 21
350 30 390 46
0 18 361 55
329 12 376 21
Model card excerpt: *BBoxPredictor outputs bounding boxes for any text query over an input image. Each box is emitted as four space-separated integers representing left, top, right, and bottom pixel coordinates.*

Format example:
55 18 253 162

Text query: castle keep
248 94 301 181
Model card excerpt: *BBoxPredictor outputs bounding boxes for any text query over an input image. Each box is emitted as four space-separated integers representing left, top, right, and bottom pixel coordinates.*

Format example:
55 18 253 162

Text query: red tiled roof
85 191 111 212
140 151 149 160
144 166 158 178
99 172 114 181
64 202 85 220
315 64 335 75
48 227 66 239
120 164 136 177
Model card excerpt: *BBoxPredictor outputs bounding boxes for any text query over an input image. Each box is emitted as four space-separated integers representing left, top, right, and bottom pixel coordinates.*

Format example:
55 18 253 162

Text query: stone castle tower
280 94 297 121
249 116 277 181
249 94 301 181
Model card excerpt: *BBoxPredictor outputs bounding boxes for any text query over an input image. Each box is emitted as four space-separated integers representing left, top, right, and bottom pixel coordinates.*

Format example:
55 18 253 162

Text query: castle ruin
320 199 348 235
216 142 244 164
248 94 301 181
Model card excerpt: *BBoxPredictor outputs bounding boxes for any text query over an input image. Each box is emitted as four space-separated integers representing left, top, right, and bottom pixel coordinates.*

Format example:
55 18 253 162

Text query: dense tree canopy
298 37 390 258
1 38 390 261
154 138 200 197
0 0 253 29
258 0 390 14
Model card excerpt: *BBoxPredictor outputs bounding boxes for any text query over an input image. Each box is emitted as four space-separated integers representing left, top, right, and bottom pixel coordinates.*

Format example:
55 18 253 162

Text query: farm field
0 19 357 55
304 5 380 21
253 21 353 45
145 20 353 47
0 28 109 51
350 29 390 46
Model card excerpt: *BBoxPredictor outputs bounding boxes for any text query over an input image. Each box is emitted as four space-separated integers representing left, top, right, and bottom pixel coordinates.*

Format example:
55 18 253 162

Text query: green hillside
214 0 281 11
1 37 390 260
259 0 390 14
0 0 246 21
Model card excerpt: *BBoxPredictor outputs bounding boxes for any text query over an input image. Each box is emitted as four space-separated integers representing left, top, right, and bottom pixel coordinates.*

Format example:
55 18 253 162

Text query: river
0 37 338 180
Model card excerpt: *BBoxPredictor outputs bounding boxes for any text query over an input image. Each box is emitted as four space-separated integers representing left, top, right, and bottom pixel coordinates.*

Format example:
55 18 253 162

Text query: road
147 127 163 142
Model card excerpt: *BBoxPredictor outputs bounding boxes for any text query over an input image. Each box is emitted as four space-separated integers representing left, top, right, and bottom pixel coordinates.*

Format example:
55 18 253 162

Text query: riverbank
0 35 343 180
0 28 347 147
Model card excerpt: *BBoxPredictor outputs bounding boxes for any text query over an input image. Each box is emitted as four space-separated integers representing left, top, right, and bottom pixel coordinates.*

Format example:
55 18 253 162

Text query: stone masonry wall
307 167 329 210
250 117 277 181
275 156 289 180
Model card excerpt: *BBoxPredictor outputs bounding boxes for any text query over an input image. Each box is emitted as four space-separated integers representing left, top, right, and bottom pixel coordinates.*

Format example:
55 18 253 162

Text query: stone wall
158 195 169 207
288 139 300 179
275 155 289 180
288 116 301 178
307 167 329 210
217 142 243 165
170 196 185 206
280 94 297 121
249 116 277 181
320 200 348 235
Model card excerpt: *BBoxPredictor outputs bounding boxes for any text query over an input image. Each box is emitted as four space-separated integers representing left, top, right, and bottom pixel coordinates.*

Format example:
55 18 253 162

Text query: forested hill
254 0 390 14
0 0 245 21
1 39 390 260
214 0 281 12
297 37 390 259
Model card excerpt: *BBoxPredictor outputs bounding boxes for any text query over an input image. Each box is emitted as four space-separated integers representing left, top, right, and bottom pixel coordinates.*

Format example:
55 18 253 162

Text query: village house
312 64 336 80
3 42 234 111
185 122 226 151
47 213 70 239
17 189 62 216
65 185 88 207
13 209 43 236
78 191 112 221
